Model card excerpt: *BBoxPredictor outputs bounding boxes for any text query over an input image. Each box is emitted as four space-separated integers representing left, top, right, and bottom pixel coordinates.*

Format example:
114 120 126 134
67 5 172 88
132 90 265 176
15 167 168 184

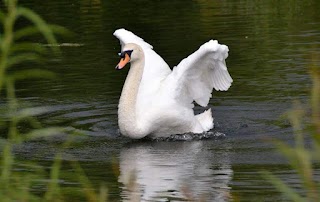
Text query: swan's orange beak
115 53 130 70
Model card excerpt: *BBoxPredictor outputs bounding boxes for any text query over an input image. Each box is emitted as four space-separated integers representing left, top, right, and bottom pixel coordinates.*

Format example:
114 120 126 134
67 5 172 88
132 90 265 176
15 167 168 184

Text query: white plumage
114 28 233 139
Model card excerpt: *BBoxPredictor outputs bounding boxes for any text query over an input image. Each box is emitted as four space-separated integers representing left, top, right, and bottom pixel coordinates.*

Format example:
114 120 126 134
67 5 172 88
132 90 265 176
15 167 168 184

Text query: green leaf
7 69 56 81
45 153 62 201
71 161 99 202
22 116 42 129
313 143 320 161
273 139 317 197
14 106 51 120
49 24 73 37
16 7 59 54
10 42 47 55
261 171 306 202
14 26 40 40
310 67 320 134
23 127 65 140
14 24 71 41
273 140 313 180
99 185 108 202
0 9 4 24
7 53 43 68
272 140 299 168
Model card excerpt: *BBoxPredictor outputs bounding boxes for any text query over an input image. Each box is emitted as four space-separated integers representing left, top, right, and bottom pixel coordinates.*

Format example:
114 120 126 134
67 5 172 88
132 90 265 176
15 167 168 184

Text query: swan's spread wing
114 28 153 50
169 40 232 107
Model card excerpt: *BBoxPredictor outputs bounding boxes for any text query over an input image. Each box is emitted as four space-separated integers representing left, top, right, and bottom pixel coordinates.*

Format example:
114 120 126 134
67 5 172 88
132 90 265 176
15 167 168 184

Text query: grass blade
8 69 56 81
7 53 43 68
45 153 63 201
262 171 306 202
71 161 99 202
23 127 65 140
16 7 59 54
0 9 4 24
11 42 47 54
14 25 71 41
14 26 40 40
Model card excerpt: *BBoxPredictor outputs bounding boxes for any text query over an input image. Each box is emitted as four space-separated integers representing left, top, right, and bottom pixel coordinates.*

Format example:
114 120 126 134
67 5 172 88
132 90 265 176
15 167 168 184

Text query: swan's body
114 29 233 139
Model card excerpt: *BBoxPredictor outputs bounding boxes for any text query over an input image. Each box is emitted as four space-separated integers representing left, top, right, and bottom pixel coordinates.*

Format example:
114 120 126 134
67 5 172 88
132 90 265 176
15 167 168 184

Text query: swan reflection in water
118 141 232 201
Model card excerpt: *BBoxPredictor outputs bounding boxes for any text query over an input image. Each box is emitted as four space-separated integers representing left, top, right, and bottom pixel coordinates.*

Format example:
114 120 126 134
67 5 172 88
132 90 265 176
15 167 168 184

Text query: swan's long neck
118 53 145 138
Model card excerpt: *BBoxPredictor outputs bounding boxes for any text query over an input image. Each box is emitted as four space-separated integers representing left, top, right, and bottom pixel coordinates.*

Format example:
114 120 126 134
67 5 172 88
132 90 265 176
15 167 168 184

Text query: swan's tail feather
195 108 214 132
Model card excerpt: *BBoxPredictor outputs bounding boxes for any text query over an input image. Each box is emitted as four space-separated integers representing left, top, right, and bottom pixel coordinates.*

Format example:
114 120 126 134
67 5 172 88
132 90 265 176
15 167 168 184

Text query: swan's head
115 43 143 70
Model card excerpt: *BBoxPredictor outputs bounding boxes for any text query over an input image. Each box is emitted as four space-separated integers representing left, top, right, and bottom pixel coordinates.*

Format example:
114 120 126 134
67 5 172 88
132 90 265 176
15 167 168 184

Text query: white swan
114 28 232 139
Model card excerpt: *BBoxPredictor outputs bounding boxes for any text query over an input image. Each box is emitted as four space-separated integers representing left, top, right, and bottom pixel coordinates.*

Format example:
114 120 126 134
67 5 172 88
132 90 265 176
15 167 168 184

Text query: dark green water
7 0 320 201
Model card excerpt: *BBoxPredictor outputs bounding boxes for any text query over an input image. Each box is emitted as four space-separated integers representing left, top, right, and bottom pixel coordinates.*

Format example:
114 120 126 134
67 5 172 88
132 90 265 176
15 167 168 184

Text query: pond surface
9 0 320 201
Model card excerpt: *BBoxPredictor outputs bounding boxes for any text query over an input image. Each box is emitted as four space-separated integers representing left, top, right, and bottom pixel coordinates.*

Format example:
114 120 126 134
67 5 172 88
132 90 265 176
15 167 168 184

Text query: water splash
146 131 226 142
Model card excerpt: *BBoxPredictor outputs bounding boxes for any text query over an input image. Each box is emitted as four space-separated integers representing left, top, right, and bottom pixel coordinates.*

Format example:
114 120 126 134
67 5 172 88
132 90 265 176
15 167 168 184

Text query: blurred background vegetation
262 54 320 202
0 0 107 201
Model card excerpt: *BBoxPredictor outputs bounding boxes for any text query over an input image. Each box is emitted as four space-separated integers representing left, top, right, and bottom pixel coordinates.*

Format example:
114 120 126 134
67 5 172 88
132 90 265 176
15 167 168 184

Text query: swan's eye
125 50 133 57
119 52 126 59
119 50 133 59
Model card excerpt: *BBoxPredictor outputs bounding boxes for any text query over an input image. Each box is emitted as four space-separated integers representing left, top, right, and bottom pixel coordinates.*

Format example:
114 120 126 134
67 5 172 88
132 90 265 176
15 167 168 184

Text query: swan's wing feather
113 28 153 49
169 40 232 107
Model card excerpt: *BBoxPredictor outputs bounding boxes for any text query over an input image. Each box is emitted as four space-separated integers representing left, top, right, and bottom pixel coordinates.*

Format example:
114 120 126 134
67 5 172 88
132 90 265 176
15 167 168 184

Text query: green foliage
0 0 107 201
0 0 64 200
263 64 320 202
